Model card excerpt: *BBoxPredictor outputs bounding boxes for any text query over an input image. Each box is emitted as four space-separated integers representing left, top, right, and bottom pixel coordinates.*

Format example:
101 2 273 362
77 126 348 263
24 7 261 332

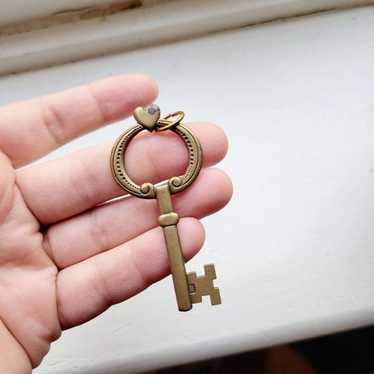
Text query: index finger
0 75 158 166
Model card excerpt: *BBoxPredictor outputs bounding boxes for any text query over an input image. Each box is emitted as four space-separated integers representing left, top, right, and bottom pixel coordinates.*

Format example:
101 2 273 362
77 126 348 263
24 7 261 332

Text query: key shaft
155 183 192 311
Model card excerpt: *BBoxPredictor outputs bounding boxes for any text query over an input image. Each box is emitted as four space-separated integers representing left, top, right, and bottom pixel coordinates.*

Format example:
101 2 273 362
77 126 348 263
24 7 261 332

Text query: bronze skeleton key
110 104 221 311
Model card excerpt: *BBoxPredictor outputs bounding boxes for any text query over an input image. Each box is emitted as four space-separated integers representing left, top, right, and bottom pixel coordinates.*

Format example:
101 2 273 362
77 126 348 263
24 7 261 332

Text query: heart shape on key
134 104 161 131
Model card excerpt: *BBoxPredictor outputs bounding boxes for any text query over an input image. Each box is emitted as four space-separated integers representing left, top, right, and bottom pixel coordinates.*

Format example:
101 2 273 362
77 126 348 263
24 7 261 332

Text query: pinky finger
56 218 205 329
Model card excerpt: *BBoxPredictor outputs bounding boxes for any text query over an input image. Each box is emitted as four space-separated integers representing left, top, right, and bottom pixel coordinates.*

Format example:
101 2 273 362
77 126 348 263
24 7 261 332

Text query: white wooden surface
0 0 155 26
0 4 373 373
1 0 373 76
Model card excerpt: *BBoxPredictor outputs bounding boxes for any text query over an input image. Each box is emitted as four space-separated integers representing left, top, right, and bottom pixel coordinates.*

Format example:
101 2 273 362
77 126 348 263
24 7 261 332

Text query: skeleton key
110 104 221 311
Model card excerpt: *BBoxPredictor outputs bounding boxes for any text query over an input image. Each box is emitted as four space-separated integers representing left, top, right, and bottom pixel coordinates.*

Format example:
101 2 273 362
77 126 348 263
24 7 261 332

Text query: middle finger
17 122 228 224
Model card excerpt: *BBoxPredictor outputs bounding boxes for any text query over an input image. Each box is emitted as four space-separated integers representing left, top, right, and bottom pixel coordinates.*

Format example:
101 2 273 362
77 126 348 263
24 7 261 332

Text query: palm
0 166 59 370
0 75 231 372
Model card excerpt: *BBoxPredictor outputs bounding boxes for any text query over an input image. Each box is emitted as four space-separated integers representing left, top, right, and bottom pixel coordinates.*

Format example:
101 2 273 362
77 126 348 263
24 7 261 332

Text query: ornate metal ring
111 122 202 199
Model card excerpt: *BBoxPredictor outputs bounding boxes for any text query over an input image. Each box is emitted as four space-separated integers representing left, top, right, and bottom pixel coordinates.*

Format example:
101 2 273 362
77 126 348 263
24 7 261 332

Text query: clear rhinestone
146 104 160 115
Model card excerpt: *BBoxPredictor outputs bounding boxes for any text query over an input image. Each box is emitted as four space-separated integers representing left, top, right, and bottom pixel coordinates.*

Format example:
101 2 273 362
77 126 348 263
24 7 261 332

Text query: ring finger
45 167 232 269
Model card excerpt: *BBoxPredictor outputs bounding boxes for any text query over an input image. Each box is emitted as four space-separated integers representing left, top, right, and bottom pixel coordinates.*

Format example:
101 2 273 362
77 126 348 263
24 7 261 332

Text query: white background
0 4 373 374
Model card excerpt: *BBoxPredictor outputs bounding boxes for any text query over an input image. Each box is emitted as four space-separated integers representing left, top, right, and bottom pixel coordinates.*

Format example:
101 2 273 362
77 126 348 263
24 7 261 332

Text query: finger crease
68 157 100 209
128 244 152 290
88 207 109 254
39 98 66 146
91 258 115 308
42 230 56 265
86 85 107 125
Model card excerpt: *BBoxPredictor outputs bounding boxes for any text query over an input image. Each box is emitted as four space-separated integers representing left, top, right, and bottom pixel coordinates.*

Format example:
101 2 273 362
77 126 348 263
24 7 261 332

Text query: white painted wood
0 0 165 26
0 4 372 373
0 0 373 76
0 0 112 26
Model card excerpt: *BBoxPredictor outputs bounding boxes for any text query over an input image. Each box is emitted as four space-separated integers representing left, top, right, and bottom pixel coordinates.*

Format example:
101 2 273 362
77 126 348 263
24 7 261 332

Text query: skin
0 75 232 373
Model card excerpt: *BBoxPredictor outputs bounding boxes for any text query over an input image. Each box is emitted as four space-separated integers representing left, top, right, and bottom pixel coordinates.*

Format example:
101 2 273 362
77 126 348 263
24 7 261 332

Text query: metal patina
110 105 221 311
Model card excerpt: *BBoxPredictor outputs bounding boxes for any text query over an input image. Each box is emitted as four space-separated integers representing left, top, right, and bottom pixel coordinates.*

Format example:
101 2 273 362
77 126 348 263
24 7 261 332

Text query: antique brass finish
110 105 221 311
110 109 202 199
133 104 160 131
187 265 221 305
157 111 185 131
156 183 192 311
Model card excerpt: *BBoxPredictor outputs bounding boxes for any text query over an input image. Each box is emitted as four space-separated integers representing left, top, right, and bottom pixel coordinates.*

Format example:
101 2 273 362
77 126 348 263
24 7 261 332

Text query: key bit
188 264 221 305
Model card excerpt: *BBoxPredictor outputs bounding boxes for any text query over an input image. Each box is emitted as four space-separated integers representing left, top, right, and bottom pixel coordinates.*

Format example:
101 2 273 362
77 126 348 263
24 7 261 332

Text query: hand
0 75 232 373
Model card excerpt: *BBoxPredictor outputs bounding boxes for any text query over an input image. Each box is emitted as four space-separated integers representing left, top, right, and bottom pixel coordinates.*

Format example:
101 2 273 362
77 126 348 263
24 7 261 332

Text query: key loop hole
110 123 202 199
